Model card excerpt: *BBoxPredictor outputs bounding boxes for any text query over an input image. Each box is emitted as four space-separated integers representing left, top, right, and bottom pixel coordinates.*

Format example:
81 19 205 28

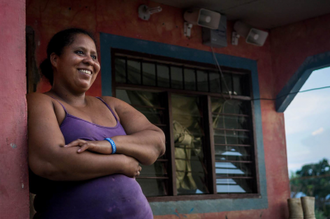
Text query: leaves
290 158 330 217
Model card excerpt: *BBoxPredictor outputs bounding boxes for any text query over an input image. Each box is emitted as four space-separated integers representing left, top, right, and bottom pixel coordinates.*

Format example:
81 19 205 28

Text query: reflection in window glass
214 130 250 145
216 178 254 193
214 145 251 161
233 74 250 96
209 71 221 93
115 58 126 83
127 60 141 84
137 178 168 196
211 96 255 193
143 62 156 86
211 98 251 115
184 69 196 91
215 162 252 177
116 89 169 197
135 106 164 124
197 70 208 92
171 66 183 89
116 89 161 107
113 54 257 197
221 73 232 95
213 115 249 130
157 64 170 87
172 94 209 195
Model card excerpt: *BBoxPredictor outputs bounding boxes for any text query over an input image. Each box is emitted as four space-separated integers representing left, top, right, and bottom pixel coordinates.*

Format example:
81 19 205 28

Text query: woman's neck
48 86 87 107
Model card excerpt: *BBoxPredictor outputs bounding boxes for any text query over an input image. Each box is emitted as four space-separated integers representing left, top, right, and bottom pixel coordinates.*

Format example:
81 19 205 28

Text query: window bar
206 96 216 194
182 67 185 90
195 68 198 91
218 69 222 94
169 64 172 89
155 62 158 87
140 60 143 85
207 70 210 92
231 73 234 95
167 92 177 196
125 57 128 84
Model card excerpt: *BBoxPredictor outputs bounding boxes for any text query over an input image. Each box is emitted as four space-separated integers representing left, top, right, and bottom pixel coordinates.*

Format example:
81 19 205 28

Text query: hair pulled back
39 28 96 85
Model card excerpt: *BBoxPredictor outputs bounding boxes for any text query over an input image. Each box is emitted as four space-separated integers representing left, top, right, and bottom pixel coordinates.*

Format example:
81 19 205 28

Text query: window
112 50 259 201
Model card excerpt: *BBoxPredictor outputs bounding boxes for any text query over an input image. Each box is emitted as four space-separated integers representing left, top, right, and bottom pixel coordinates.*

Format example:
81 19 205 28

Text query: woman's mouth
78 69 92 75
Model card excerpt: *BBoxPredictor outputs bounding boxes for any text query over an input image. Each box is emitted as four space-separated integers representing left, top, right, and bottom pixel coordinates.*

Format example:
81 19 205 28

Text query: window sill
147 193 261 202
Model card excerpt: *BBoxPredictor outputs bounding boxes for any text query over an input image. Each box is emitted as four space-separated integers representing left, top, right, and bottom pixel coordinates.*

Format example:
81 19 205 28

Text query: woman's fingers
64 139 86 147
136 165 142 176
67 140 113 154
77 143 89 153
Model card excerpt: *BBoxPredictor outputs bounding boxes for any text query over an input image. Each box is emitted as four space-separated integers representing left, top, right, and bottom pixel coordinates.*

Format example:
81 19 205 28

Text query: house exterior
1 0 330 218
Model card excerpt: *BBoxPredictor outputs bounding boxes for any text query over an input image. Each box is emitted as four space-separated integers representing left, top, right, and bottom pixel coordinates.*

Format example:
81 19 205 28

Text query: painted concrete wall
271 13 330 112
24 0 325 218
0 0 30 218
272 13 330 95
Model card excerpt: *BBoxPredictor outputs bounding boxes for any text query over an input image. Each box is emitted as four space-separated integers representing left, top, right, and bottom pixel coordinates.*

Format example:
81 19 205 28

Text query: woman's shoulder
27 92 54 104
98 96 124 107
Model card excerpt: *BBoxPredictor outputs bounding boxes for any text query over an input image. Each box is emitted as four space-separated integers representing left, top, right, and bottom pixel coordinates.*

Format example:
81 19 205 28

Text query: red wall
0 0 30 218
25 0 330 218
271 13 330 94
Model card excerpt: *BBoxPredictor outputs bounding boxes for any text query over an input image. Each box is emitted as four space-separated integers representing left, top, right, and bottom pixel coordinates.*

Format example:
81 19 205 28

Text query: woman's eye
91 55 97 60
75 50 84 55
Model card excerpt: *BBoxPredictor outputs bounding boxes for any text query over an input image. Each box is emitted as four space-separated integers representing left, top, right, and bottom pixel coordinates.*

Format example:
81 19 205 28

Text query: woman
28 28 166 219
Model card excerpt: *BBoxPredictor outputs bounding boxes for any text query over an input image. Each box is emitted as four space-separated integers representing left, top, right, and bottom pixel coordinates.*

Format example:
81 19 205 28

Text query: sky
284 67 330 175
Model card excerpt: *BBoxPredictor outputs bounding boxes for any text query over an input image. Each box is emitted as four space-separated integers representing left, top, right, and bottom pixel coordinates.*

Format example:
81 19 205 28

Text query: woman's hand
63 139 142 178
64 139 112 154
120 155 142 178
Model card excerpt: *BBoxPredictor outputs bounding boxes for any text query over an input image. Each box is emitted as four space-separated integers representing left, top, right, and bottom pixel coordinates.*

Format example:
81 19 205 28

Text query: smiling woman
28 28 165 219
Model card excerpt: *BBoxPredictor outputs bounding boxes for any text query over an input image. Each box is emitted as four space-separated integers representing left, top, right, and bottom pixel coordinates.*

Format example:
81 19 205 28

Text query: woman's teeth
79 69 92 75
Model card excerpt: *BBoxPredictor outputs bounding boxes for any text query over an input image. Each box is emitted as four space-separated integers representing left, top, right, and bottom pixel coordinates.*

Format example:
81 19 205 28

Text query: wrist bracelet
104 138 116 154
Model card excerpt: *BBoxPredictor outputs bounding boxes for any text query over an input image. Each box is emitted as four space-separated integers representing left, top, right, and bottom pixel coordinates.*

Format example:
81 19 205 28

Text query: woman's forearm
29 146 139 181
112 129 166 165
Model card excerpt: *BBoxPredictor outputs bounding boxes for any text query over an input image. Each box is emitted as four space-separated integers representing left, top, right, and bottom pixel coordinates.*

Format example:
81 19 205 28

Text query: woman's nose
83 55 94 65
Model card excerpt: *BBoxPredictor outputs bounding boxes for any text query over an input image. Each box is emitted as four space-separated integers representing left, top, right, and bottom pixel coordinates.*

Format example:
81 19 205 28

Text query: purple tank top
31 97 153 219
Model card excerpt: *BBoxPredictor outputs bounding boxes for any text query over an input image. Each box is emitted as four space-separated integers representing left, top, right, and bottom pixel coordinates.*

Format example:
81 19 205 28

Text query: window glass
115 58 126 83
216 178 254 193
114 54 256 198
143 62 156 86
214 130 250 145
214 145 252 161
221 73 232 95
127 60 141 84
184 68 196 91
211 98 251 115
172 94 209 195
211 96 255 193
116 89 169 197
171 66 183 89
215 162 253 177
116 89 161 107
212 115 250 130
137 160 168 196
157 64 170 88
197 70 208 92
137 178 168 196
209 71 221 93
233 74 250 96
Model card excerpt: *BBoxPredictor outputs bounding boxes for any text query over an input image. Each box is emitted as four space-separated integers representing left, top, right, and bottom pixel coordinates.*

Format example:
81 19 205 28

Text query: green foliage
290 158 330 218
315 209 326 219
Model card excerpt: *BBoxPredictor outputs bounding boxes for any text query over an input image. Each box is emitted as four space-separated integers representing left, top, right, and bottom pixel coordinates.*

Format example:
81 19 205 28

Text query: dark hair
39 28 96 85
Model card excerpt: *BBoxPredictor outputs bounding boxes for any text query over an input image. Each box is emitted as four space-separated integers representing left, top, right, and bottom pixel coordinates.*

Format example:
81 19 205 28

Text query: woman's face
52 33 100 91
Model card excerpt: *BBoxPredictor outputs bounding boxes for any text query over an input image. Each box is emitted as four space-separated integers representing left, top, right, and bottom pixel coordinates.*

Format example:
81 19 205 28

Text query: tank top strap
96 97 119 122
49 96 68 114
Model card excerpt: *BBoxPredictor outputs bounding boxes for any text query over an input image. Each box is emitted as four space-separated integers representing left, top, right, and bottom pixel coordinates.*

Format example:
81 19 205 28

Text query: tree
290 158 330 219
